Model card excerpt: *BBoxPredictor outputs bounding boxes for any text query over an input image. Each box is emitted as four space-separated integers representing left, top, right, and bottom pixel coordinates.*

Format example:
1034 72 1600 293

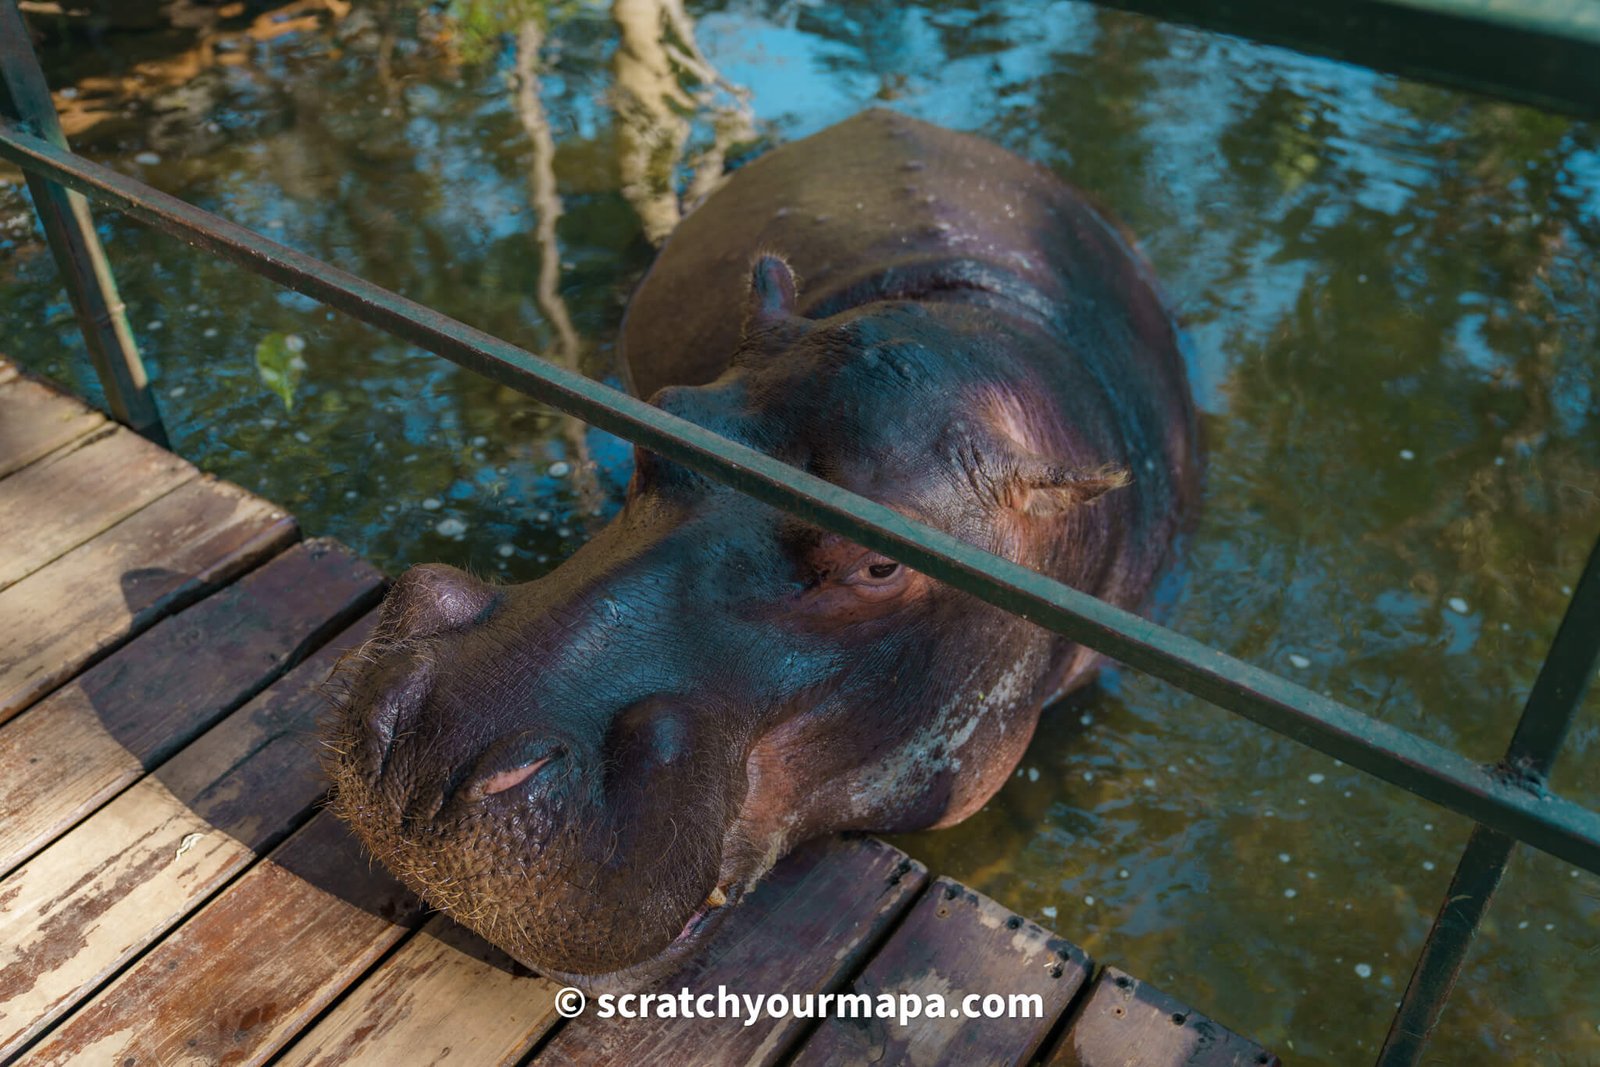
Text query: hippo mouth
534 880 747 994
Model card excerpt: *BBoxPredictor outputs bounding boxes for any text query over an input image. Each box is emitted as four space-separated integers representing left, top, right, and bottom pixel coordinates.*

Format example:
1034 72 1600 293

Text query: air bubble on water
549 461 571 477
1084 895 1095 906
203 327 218 338
147 320 163 331
1398 448 1415 460
1519 920 1530 929
497 543 515 557
1284 888 1297 899
557 526 572 538
1082 771 1093 782
285 334 306 352
1041 905 1057 919
536 510 552 523
344 490 357 500
1118 869 1129 879
1142 777 1156 788
436 517 467 537
1279 853 1291 863
471 435 488 447
1448 597 1469 614
294 431 311 444
168 386 186 398
1079 713 1092 725
1545 922 1556 931
1355 963 1372 979
422 497 442 510
1308 773 1325 784
133 151 161 165
1026 767 1039 782
1422 860 1435 871
1289 653 1311 669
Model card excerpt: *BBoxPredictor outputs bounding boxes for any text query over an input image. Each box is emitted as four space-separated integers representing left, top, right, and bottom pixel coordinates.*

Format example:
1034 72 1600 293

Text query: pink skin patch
478 756 551 796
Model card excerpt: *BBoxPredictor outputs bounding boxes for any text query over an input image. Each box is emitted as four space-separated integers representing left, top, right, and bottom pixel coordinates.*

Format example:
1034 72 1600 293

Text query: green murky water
3 2 1598 1061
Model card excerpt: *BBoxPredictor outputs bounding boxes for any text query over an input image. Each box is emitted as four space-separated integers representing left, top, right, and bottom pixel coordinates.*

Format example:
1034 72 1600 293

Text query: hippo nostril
383 563 499 641
457 737 568 806
352 654 434 777
478 756 553 797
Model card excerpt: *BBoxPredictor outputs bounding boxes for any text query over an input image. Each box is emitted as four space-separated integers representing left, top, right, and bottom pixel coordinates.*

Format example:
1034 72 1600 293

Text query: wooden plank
276 915 561 1067
0 538 381 877
1044 968 1281 1067
0 426 195 591
536 836 929 1066
792 876 1092 1067
0 372 105 479
0 475 298 720
22 812 427 1067
0 612 378 1060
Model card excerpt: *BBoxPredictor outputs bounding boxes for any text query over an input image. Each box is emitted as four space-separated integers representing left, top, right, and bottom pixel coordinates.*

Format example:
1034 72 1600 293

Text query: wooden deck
0 357 1280 1066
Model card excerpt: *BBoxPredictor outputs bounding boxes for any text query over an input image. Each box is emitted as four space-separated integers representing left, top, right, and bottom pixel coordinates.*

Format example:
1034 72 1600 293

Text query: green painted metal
1506 537 1600 782
1379 534 1600 1064
1 117 1596 887
0 0 167 447
1379 825 1515 1066
1090 0 1600 119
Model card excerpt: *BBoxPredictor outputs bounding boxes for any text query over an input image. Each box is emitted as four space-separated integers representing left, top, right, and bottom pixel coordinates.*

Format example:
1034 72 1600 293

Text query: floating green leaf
256 331 307 411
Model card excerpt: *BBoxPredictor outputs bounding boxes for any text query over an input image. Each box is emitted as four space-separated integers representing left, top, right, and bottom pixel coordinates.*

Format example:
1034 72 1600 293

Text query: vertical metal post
1378 532 1600 1066
0 0 167 447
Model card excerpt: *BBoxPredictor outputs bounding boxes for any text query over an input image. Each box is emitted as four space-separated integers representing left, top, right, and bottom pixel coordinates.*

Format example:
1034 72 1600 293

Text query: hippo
323 109 1199 991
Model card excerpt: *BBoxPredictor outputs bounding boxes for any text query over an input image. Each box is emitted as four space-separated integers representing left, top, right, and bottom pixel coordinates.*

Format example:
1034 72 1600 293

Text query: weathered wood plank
536 836 929 1066
1044 967 1280 1067
22 813 426 1067
0 538 381 878
276 915 560 1067
0 475 298 720
0 426 196 591
0 372 105 479
792 876 1092 1067
0 611 378 1059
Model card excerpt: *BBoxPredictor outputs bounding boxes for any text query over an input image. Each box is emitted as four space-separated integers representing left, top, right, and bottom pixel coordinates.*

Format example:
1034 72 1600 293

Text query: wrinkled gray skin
325 109 1199 992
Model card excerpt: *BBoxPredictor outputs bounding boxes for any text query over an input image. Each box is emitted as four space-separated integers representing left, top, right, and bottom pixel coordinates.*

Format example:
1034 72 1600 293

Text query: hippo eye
839 554 911 599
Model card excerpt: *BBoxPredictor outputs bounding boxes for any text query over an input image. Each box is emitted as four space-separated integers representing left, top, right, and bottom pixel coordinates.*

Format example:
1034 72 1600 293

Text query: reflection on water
3 2 1598 1061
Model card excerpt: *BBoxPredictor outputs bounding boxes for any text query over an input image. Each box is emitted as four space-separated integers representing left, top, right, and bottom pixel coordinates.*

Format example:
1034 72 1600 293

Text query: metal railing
2 5 1596 1063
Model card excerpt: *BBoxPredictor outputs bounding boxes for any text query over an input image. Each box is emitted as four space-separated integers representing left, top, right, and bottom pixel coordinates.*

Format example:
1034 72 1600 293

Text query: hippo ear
744 253 799 332
1006 454 1130 515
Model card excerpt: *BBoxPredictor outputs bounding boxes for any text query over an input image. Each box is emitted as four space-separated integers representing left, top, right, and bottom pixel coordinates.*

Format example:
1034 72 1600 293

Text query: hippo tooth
705 885 728 909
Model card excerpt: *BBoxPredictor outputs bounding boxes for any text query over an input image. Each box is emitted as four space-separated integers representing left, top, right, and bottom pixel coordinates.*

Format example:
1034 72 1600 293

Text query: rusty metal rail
2 5 1596 1063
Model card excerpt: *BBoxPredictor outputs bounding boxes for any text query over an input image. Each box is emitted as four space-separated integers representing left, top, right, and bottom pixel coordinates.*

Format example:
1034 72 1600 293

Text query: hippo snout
381 562 500 640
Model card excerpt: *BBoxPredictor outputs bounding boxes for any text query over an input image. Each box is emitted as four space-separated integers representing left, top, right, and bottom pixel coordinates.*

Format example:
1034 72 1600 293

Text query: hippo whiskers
324 108 1198 992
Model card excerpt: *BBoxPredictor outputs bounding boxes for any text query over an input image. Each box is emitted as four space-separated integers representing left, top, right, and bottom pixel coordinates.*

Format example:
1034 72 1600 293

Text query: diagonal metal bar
1378 533 1600 1066
0 1 167 446
2 117 1599 880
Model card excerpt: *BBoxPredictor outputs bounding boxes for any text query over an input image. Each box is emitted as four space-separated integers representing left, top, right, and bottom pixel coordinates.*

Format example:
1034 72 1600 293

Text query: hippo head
323 255 1129 990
